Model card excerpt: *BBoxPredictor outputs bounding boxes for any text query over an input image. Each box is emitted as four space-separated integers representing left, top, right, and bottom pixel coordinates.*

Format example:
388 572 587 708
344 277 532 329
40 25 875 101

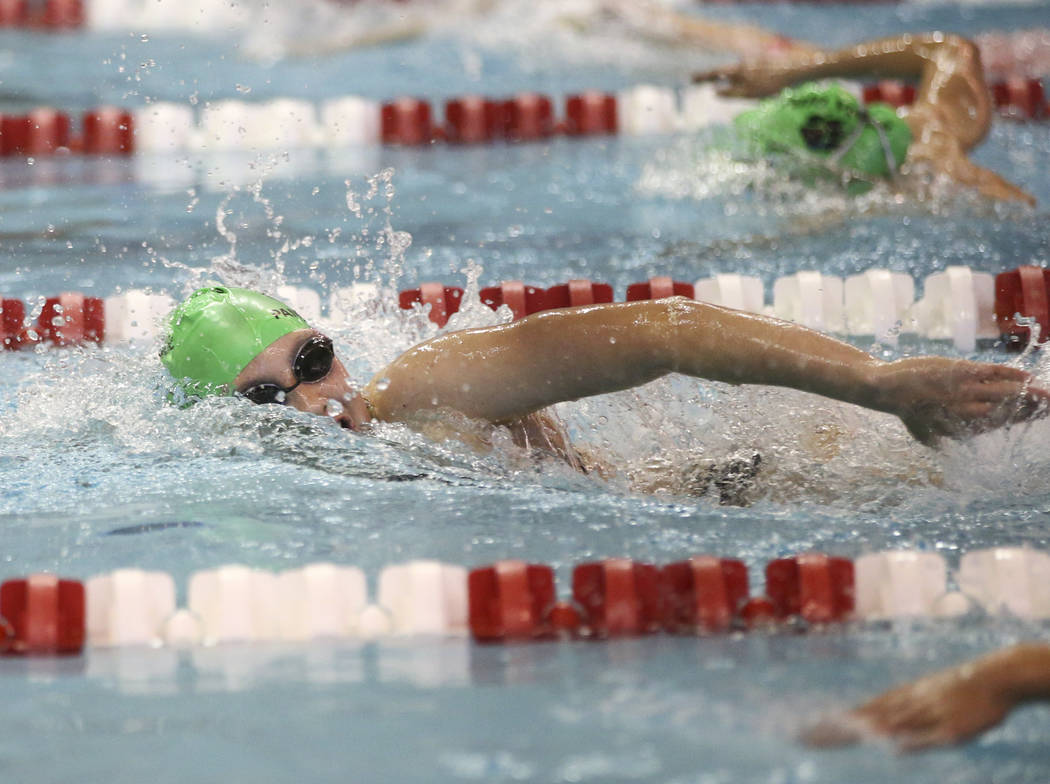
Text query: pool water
2 1 1050 781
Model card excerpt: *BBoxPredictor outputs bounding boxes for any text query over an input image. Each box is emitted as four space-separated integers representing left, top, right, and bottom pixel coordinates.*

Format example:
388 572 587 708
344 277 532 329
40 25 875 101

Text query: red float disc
381 98 432 145
766 554 854 624
42 0 83 27
499 93 554 142
25 108 71 155
995 265 1050 348
0 575 85 655
573 558 662 637
565 92 617 136
82 107 134 155
445 96 500 144
0 0 26 26
545 280 614 309
468 561 556 641
1 298 25 349
625 276 696 301
661 556 748 633
479 281 546 320
0 114 29 156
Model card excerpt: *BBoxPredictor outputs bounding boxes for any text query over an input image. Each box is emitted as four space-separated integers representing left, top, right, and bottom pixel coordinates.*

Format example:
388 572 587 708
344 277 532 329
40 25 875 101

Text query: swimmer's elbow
926 32 980 63
945 34 978 56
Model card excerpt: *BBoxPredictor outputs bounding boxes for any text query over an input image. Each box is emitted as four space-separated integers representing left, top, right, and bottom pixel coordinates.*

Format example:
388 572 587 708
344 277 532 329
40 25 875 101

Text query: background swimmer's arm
694 33 991 148
906 127 1037 205
365 299 1048 442
802 643 1050 751
694 33 1036 203
593 0 816 58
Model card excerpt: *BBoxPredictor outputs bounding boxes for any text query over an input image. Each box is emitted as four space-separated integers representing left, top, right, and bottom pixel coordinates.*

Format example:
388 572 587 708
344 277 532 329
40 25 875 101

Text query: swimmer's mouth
336 416 355 431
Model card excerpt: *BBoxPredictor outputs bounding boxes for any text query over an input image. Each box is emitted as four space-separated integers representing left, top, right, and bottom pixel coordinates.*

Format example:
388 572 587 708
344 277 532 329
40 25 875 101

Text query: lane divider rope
0 78 1044 159
5 265 1048 355
2 547 1045 655
396 265 1048 352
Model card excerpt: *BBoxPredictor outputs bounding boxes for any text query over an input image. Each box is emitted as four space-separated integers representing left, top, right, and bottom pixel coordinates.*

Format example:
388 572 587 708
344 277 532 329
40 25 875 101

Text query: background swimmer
162 287 1050 474
693 33 1035 204
268 0 814 61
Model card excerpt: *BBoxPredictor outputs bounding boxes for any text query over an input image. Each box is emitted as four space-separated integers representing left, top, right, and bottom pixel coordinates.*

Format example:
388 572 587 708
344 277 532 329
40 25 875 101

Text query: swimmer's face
234 328 370 431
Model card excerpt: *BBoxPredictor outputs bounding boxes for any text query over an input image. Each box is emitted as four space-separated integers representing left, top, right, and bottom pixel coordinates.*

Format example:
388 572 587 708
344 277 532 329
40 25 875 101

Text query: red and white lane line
4 264 1048 355
0 78 1044 159
396 264 1047 353
3 547 1047 655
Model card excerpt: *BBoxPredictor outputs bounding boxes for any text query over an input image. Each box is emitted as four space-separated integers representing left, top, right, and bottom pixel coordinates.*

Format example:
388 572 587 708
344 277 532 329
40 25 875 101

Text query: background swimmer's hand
801 655 1015 751
874 357 1050 445
690 60 794 97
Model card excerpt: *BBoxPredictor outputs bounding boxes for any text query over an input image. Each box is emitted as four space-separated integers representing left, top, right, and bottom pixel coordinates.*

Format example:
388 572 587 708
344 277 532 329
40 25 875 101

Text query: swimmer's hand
800 645 1045 751
874 357 1050 445
800 663 1013 751
690 60 795 97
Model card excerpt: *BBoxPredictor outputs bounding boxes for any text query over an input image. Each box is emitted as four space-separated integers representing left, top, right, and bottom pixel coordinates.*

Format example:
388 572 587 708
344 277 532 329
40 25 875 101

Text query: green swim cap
160 286 310 398
734 83 912 191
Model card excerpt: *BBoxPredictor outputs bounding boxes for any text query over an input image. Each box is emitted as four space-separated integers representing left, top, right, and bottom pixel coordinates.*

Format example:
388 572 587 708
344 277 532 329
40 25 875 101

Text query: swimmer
286 0 812 61
802 642 1050 751
161 287 1049 472
692 33 1035 204
559 0 817 59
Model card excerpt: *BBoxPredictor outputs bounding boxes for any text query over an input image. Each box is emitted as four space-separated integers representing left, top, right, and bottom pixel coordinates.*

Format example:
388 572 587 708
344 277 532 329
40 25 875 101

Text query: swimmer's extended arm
365 299 1048 443
802 643 1050 751
694 34 990 145
587 0 816 58
692 33 1035 204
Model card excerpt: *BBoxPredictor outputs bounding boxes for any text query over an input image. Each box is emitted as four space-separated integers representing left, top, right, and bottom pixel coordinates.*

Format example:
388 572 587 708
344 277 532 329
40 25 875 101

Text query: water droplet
235 84 252 94
325 399 344 417
375 378 390 391
608 337 617 344
274 390 287 404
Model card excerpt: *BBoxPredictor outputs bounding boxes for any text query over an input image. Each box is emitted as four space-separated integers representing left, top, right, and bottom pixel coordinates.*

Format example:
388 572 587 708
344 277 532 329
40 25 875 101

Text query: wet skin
233 300 1050 449
803 643 1050 751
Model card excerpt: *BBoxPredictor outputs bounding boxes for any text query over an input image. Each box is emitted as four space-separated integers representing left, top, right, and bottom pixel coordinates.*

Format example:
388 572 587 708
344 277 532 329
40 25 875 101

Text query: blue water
2 1 1050 782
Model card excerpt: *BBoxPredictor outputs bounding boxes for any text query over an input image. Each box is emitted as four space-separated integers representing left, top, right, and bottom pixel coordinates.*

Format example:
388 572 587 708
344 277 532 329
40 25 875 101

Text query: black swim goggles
240 334 335 405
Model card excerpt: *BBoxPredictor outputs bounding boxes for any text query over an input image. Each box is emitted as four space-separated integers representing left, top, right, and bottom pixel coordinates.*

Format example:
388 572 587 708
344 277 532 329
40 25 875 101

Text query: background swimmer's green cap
160 286 309 397
734 83 911 186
